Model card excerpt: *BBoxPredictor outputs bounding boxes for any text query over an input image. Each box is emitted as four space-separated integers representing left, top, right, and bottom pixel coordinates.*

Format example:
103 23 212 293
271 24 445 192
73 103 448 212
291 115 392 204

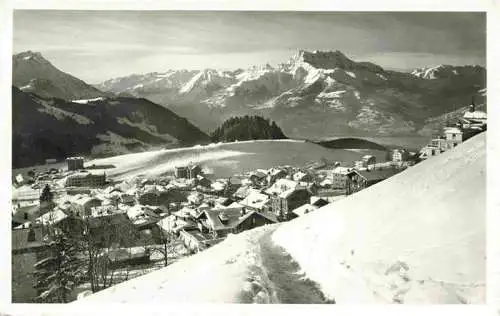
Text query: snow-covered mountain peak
291 49 355 71
179 68 236 97
411 64 486 79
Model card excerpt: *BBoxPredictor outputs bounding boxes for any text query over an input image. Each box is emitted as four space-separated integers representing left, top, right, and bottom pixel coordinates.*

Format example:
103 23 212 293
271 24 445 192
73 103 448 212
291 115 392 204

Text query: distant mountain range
11 50 487 167
94 50 486 138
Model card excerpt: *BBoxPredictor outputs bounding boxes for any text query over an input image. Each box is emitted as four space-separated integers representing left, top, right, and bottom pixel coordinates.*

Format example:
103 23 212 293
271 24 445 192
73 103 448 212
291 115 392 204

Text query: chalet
430 137 448 152
325 167 352 189
290 203 318 218
203 207 276 238
158 214 197 235
346 168 399 195
269 184 312 221
292 171 314 183
419 145 440 160
233 185 258 200
195 175 211 189
35 208 84 237
392 149 410 162
249 170 267 186
444 127 463 149
136 185 168 206
72 196 102 216
265 178 301 196
240 191 270 211
267 168 287 185
126 205 161 229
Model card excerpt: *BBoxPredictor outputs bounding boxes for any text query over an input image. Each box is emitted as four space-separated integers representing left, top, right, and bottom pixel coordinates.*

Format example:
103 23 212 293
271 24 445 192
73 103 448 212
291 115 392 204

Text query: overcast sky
13 11 486 83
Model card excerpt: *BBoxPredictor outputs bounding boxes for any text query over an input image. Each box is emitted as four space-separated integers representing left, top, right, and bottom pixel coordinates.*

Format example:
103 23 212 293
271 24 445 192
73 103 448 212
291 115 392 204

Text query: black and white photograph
6 6 491 307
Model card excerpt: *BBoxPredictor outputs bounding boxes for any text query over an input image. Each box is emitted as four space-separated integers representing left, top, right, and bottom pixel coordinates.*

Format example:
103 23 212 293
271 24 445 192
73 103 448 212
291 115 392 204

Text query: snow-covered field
87 139 385 181
88 144 251 181
79 133 485 304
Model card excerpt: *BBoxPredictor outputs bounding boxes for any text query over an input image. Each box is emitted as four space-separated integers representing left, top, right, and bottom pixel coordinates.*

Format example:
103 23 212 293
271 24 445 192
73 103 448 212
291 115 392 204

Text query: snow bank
272 133 486 304
78 226 279 303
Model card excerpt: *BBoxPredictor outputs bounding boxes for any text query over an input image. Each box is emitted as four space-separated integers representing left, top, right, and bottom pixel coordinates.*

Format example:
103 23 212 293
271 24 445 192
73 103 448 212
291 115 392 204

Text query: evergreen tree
33 232 86 303
210 115 287 142
40 184 54 203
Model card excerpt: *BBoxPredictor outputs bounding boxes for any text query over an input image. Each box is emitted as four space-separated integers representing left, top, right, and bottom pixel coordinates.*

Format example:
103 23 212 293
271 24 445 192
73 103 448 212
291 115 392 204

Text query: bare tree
147 217 176 267
81 213 138 293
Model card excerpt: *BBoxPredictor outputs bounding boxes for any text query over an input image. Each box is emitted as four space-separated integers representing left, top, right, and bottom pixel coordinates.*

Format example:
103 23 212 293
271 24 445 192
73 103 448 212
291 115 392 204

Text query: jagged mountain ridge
12 87 210 168
13 51 107 100
95 50 486 138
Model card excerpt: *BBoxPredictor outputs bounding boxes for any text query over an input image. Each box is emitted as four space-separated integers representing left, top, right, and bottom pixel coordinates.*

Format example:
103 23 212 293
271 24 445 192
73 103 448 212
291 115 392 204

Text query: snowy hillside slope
273 132 486 303
80 133 485 304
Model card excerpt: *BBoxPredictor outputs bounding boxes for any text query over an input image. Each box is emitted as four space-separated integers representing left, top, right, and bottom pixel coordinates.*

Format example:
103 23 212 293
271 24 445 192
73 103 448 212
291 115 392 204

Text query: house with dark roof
12 203 41 228
203 207 277 238
289 203 318 219
346 168 400 195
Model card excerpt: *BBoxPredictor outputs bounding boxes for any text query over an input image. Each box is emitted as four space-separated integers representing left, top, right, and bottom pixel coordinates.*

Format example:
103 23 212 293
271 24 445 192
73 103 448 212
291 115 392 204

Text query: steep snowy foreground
80 133 485 304
272 132 486 303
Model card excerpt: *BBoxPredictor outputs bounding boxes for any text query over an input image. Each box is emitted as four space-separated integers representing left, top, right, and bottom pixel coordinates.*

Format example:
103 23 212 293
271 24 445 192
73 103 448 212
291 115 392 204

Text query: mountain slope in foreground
80 133 485 304
12 87 209 168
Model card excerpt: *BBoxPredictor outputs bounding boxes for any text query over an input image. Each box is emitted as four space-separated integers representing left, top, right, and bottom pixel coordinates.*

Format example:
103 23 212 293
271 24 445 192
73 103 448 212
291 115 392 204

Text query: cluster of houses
12 151 409 302
419 101 487 160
